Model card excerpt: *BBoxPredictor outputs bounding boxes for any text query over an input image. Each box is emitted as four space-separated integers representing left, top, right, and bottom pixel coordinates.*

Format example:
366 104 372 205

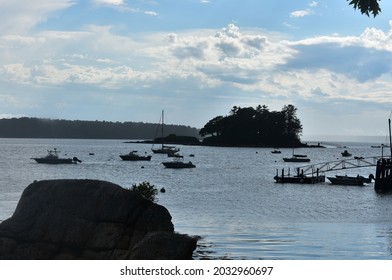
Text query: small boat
152 144 180 155
162 159 196 169
341 150 352 157
32 148 81 164
119 151 152 161
327 174 374 186
283 155 310 162
167 152 183 158
151 110 180 155
271 149 281 154
283 146 310 162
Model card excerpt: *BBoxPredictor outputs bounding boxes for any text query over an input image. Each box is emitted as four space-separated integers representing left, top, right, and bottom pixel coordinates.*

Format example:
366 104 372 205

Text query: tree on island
200 104 303 147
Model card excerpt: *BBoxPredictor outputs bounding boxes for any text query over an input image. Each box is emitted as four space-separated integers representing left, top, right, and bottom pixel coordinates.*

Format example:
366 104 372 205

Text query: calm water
1 138 392 259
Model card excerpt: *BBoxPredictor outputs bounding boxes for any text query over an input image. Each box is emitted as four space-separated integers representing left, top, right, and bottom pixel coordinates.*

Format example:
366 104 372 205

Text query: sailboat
151 110 180 155
283 147 310 162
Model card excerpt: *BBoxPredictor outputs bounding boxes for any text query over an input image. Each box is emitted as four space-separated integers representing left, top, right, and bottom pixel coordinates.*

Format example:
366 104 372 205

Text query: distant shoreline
126 139 326 149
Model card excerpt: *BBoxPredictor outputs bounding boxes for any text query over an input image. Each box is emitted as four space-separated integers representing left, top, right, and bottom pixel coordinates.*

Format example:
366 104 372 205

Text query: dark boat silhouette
32 148 81 164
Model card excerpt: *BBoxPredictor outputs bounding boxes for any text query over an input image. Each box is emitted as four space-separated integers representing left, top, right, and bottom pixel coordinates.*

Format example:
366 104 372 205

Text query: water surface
1 138 392 259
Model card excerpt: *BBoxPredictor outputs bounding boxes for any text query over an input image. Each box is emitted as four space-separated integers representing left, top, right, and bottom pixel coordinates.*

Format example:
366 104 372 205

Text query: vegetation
0 117 199 139
153 134 201 145
199 104 303 147
348 0 381 17
131 181 158 202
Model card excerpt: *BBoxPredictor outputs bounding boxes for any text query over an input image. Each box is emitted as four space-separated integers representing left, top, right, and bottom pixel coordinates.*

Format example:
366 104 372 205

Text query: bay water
1 138 392 259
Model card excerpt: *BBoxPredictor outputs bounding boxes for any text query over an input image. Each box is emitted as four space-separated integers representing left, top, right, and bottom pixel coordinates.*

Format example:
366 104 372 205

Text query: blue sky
2 0 392 140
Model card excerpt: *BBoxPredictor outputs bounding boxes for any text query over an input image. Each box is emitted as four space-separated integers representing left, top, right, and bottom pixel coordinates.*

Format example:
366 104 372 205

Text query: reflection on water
188 223 392 260
1 138 392 259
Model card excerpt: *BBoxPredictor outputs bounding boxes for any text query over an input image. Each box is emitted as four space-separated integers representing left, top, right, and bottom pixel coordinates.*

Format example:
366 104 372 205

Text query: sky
2 0 392 141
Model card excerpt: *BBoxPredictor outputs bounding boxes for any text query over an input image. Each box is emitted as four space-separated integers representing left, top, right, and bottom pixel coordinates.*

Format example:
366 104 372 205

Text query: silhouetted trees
0 117 199 139
348 0 381 17
200 104 303 147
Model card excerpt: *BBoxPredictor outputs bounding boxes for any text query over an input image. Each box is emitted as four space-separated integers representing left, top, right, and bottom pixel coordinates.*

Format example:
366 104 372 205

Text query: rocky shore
0 179 197 259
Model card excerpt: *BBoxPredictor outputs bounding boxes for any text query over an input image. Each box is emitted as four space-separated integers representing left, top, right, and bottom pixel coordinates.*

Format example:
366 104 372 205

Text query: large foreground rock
0 179 197 259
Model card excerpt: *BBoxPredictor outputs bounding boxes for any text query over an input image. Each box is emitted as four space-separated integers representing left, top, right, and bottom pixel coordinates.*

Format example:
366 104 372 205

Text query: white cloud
0 113 26 119
290 10 311 18
1 17 392 132
93 0 124 5
290 2 318 18
0 0 75 35
1 63 32 82
91 0 158 16
4 22 392 95
144 10 158 16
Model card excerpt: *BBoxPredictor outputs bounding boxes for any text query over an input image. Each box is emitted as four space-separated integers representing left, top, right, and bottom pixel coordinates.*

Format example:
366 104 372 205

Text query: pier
274 167 325 184
375 158 392 193
295 156 380 176
277 119 392 190
374 118 392 193
274 157 380 184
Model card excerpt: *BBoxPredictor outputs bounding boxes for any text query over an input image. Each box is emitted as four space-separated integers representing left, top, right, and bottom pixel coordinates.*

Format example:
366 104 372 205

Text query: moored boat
167 152 183 158
152 144 180 155
283 155 310 162
151 110 180 155
284 146 310 162
162 160 196 169
119 151 152 161
32 148 81 164
327 175 373 186
341 150 352 157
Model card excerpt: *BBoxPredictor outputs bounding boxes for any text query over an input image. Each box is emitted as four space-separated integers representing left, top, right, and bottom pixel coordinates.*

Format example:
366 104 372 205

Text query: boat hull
33 158 75 164
162 162 195 169
327 176 367 186
283 157 310 162
119 155 151 161
152 148 179 155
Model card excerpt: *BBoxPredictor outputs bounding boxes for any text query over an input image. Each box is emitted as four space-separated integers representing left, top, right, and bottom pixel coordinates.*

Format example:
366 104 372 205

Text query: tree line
199 104 303 147
0 117 199 140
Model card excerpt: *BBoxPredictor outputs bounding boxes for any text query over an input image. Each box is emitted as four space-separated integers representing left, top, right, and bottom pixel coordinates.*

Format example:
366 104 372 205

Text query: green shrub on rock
131 181 158 202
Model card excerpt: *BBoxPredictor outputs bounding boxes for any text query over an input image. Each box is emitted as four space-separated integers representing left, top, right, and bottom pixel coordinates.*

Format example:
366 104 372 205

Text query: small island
199 104 308 148
135 104 323 149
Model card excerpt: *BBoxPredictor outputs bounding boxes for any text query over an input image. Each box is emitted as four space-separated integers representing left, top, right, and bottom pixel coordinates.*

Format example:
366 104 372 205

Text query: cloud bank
1 1 392 137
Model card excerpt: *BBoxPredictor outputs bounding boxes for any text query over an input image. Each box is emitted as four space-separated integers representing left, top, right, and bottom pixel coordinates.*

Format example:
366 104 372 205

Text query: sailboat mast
389 117 392 159
161 110 164 148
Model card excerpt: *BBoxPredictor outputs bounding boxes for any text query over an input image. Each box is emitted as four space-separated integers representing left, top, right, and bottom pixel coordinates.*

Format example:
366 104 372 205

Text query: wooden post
389 118 392 159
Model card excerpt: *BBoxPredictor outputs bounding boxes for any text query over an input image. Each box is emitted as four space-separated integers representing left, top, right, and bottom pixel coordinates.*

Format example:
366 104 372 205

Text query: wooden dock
375 158 392 193
374 118 392 193
274 168 325 184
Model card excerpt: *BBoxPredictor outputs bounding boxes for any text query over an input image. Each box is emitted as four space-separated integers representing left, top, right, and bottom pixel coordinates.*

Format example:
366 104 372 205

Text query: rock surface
0 179 197 259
